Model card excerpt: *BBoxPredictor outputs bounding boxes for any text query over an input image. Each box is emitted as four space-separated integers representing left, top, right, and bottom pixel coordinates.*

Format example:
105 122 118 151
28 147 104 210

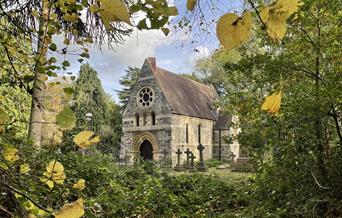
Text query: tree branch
0 180 51 213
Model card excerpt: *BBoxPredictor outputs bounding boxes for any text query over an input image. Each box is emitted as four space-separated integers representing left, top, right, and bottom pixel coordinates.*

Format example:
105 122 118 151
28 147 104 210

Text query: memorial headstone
174 148 184 171
196 143 208 172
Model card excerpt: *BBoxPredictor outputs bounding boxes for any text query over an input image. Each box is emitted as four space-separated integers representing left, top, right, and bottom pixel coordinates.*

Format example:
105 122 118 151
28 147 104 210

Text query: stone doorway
139 140 153 160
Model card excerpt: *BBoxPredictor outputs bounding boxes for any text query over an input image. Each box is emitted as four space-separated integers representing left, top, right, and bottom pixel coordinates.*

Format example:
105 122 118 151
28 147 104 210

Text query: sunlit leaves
261 90 282 115
74 131 100 148
186 0 197 11
41 160 66 189
0 107 10 124
259 0 299 41
56 107 76 130
15 194 49 216
0 107 9 133
216 11 252 51
73 179 86 190
133 0 178 30
3 146 19 162
54 198 84 218
99 0 131 28
20 163 31 173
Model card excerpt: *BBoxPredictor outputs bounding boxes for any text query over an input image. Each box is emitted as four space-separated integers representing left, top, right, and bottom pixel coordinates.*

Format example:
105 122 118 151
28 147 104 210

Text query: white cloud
51 24 213 102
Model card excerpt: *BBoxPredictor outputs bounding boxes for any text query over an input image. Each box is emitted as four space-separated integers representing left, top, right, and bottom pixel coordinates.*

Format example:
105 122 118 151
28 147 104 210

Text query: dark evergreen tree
117 66 140 107
64 63 121 156
71 63 109 131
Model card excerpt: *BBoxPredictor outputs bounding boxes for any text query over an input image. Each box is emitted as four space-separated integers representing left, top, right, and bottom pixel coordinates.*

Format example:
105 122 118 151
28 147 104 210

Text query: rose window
137 87 154 108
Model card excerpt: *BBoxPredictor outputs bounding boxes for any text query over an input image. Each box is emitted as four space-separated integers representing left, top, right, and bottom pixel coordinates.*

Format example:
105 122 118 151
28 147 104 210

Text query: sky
54 0 244 102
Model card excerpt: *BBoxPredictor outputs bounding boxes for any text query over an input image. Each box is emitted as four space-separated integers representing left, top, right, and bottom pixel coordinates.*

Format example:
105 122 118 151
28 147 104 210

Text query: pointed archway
132 131 159 161
139 140 153 160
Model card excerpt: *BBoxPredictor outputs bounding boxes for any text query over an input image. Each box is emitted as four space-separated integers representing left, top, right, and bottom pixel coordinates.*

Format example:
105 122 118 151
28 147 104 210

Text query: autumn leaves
217 12 252 52
216 0 299 51
213 0 298 116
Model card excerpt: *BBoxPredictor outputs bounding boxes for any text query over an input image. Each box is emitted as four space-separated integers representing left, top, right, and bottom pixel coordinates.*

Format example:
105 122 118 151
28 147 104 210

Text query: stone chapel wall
120 61 173 165
170 114 214 166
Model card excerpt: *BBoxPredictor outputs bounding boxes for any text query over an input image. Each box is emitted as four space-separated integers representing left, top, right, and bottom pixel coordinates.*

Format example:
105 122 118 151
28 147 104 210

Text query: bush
0 142 251 217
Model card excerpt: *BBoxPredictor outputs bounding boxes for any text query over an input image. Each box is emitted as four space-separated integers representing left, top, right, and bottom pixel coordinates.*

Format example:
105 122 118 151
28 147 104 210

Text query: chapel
119 57 240 167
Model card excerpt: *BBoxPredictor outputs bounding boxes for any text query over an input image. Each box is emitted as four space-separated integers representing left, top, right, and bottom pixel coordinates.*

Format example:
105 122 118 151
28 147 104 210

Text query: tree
66 63 121 155
194 0 341 214
71 64 109 131
117 66 140 107
0 0 178 146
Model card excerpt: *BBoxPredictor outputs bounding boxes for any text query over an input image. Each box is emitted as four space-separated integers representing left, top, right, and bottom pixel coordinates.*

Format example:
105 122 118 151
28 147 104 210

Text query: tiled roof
147 58 218 120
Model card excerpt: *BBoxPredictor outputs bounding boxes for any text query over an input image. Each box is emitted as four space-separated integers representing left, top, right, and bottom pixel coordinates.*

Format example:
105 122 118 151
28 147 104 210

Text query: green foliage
56 107 76 130
194 0 342 216
0 85 31 139
117 66 140 106
205 159 227 168
64 63 122 156
0 142 252 217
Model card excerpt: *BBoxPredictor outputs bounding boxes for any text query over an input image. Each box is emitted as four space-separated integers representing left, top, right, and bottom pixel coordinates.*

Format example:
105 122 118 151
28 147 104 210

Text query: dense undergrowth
1 142 342 217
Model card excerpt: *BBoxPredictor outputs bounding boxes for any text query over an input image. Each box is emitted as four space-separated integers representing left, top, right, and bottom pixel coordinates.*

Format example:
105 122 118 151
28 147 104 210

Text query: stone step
236 157 251 163
230 163 254 172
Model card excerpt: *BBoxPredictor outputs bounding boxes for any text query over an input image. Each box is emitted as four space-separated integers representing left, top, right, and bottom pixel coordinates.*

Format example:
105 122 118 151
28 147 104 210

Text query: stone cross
196 143 208 172
189 152 196 172
174 148 184 171
176 149 182 166
184 148 191 169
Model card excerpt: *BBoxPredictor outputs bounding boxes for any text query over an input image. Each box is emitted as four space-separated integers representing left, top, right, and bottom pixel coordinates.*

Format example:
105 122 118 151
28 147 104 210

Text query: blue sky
56 0 244 102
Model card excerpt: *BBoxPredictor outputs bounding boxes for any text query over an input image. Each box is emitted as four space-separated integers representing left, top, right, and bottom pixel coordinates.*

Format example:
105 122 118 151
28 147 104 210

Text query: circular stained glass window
137 86 154 108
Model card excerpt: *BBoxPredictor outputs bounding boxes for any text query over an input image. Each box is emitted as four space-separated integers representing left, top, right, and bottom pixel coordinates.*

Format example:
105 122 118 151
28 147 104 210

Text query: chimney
148 57 156 72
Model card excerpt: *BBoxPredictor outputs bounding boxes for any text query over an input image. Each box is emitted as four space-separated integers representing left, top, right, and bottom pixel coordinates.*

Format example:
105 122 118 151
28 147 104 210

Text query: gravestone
184 148 191 169
174 148 184 171
189 152 196 172
196 144 208 172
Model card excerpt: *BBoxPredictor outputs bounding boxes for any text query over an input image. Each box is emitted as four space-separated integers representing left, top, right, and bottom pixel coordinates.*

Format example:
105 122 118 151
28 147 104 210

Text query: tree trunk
28 0 50 147
314 6 327 181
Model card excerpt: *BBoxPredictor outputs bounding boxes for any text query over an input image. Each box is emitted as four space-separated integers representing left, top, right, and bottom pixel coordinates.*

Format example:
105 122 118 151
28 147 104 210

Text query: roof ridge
155 67 213 90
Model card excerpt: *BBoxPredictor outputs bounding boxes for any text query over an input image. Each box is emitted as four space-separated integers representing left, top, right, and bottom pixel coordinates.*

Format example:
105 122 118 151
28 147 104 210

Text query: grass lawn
165 167 253 184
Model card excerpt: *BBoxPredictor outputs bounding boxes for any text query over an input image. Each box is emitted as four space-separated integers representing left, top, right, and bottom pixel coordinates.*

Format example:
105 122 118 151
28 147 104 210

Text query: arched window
185 123 189 143
136 114 139 127
151 112 156 125
198 124 201 143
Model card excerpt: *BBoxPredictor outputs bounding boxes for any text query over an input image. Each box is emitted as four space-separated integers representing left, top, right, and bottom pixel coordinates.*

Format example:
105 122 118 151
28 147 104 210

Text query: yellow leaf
0 162 8 170
265 14 287 41
259 6 269 23
54 198 85 218
161 27 170 36
99 0 131 28
274 0 299 17
73 179 86 191
23 200 35 211
42 160 66 187
261 90 282 115
3 147 19 162
40 178 55 189
20 163 31 173
216 11 252 51
74 131 100 148
260 0 299 41
186 0 197 11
